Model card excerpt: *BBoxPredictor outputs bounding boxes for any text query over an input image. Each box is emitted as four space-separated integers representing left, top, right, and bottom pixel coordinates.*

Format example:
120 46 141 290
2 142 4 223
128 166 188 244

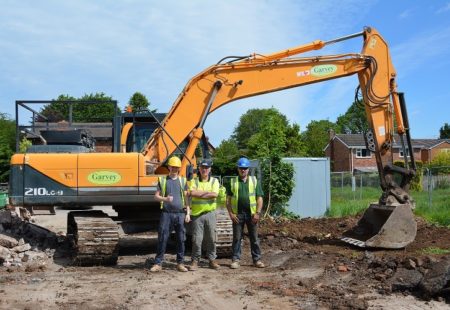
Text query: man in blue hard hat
225 157 265 269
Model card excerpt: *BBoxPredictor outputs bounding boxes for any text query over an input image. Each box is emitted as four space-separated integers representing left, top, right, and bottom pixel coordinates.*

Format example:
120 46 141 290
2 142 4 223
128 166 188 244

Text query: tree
302 119 338 157
128 92 155 112
439 123 450 139
232 108 305 156
212 138 240 176
247 113 287 158
232 108 289 149
38 93 119 123
336 101 368 134
0 113 16 182
237 109 299 216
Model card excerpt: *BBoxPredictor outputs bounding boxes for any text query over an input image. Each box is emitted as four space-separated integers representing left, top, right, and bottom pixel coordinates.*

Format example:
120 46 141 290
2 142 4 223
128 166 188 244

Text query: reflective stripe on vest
190 177 217 216
230 176 257 215
158 176 186 209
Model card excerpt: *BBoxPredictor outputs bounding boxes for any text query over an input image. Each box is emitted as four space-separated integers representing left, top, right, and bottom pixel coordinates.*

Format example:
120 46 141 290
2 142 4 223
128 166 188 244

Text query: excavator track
67 210 119 266
215 210 233 257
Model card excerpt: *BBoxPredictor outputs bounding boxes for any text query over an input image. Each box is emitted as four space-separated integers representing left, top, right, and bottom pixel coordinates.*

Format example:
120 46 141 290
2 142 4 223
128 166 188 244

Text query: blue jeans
154 212 186 264
232 213 261 263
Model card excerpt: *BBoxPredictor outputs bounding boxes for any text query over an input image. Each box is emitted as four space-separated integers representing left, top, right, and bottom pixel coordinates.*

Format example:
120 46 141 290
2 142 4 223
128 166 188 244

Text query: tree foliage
212 138 240 176
0 113 15 182
302 119 338 157
260 156 295 216
214 108 302 215
128 92 155 112
37 93 119 123
439 123 450 139
233 108 305 157
336 101 368 134
428 152 450 174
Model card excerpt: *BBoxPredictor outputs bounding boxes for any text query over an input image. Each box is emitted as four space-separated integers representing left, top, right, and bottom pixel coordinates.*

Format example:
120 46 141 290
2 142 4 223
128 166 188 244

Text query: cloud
436 2 450 13
0 0 377 145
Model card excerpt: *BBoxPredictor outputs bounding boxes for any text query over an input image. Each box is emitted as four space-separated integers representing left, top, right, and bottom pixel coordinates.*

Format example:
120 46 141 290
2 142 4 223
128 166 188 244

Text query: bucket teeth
341 237 366 248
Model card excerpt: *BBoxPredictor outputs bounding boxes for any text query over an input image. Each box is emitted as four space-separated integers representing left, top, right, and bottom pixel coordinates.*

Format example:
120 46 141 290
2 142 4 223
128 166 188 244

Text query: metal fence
331 166 450 208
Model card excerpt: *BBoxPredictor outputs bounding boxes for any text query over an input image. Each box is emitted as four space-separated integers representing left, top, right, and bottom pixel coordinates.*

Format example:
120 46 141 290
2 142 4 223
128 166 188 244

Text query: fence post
426 168 432 208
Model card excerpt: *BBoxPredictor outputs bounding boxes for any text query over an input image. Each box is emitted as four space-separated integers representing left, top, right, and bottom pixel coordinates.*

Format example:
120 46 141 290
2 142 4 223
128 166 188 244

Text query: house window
399 148 410 158
440 148 450 154
355 148 371 158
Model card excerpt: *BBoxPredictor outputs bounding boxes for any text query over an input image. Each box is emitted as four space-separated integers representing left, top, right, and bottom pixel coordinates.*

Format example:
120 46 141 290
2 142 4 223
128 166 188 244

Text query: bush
260 156 294 216
394 160 423 191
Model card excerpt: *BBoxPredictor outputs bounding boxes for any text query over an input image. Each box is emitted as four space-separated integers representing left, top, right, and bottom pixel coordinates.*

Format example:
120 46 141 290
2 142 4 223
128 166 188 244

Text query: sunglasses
238 167 249 170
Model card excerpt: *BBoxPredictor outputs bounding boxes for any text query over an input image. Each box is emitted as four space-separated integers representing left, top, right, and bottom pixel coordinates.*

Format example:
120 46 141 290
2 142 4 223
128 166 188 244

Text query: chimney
328 129 335 140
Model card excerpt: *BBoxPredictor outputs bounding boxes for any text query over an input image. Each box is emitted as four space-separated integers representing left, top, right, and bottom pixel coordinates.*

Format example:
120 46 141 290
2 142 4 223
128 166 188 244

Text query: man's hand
166 195 173 202
252 213 260 224
185 214 191 223
229 212 239 224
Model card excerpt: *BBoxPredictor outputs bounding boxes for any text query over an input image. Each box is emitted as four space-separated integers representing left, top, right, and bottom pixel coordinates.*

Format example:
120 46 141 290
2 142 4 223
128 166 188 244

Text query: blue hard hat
237 157 250 168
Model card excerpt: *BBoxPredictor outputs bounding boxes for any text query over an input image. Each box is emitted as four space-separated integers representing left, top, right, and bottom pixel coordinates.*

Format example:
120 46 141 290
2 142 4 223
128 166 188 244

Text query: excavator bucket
341 203 417 249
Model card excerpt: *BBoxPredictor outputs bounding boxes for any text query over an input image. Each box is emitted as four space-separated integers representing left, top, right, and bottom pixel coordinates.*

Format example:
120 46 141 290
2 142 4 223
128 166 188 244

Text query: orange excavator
9 26 417 265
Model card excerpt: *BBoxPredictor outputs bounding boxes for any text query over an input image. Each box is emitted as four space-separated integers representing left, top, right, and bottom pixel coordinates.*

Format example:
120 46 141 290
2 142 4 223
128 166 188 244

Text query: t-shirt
225 176 264 215
157 177 187 212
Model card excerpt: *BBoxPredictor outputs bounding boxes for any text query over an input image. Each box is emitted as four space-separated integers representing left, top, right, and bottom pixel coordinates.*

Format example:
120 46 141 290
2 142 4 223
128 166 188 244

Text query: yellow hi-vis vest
230 176 257 215
189 177 219 216
158 176 186 209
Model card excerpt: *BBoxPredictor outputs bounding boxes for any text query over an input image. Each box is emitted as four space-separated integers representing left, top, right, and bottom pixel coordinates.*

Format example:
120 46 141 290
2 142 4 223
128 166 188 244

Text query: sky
1 0 449 146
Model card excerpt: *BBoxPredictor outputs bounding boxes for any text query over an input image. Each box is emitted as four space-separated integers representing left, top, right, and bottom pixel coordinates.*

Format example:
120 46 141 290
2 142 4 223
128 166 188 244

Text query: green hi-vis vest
189 177 219 216
158 176 186 209
230 176 257 215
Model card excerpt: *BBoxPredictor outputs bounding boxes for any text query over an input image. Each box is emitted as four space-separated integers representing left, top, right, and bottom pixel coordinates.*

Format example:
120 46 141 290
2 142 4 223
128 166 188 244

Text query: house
324 133 450 172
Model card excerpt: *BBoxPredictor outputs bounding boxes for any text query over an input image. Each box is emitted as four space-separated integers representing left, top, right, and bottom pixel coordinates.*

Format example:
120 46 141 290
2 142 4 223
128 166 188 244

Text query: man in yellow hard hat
150 156 191 272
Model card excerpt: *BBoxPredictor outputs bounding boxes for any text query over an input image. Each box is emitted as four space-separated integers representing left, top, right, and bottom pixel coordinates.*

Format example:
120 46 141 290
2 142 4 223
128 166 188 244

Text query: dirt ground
0 207 449 310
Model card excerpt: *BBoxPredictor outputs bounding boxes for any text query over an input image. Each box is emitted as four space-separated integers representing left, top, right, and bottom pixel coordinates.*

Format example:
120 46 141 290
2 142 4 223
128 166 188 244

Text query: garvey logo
311 64 337 77
88 171 122 185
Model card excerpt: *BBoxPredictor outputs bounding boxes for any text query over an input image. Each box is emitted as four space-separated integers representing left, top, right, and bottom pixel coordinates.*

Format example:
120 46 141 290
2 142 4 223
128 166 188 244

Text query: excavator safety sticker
296 70 310 77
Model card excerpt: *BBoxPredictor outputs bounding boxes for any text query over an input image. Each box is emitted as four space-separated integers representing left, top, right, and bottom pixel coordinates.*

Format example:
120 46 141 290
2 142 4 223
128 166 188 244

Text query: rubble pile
389 256 450 302
0 209 60 269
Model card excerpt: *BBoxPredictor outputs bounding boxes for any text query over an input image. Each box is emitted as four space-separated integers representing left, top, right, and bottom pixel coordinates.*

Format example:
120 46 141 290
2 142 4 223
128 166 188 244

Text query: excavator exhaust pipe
342 203 417 249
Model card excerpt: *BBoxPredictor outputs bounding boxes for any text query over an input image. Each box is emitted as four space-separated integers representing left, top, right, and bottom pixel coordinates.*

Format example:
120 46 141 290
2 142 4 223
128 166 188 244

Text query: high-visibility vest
230 176 257 215
158 176 186 209
189 177 219 216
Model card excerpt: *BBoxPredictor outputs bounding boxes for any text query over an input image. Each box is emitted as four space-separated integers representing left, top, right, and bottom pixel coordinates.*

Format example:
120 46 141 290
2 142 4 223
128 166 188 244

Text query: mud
0 209 449 309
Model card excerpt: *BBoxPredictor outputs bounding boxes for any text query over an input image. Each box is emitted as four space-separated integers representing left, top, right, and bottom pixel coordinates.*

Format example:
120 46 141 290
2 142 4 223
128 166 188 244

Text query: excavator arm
144 27 417 248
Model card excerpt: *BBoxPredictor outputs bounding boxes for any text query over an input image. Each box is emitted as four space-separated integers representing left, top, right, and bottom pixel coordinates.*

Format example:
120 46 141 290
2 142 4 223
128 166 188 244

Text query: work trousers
154 212 186 265
191 211 217 262
232 213 261 263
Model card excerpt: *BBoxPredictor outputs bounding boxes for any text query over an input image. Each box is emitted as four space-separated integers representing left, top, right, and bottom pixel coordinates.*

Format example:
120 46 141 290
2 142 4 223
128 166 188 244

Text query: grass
329 186 450 227
420 247 450 255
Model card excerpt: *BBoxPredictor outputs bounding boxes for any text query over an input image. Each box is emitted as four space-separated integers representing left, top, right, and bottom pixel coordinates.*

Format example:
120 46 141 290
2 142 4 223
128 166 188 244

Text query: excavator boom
143 26 417 248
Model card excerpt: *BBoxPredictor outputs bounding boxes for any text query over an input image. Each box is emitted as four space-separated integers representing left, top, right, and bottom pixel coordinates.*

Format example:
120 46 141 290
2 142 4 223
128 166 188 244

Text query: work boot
177 264 188 272
150 264 162 272
209 260 220 270
230 260 240 269
189 260 198 271
254 260 265 268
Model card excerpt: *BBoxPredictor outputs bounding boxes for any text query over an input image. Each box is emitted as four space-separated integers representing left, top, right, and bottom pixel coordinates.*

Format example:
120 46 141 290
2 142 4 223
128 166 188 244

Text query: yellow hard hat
167 156 182 168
